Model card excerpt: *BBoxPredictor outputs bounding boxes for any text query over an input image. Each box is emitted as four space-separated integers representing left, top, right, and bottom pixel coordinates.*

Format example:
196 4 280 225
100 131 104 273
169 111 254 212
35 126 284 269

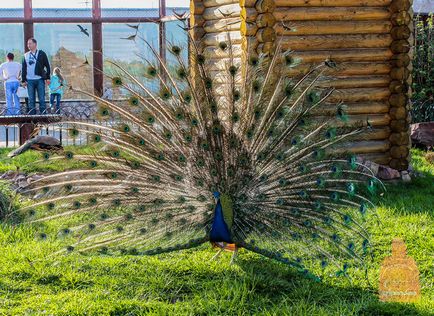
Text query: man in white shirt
22 38 51 115
0 53 22 115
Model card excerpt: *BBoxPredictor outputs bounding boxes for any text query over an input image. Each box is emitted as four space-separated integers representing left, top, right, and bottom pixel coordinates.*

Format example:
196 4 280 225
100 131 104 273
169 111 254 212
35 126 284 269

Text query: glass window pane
101 0 159 18
166 0 190 9
102 23 159 96
0 0 23 18
34 23 93 100
165 20 188 65
32 0 92 18
0 24 24 101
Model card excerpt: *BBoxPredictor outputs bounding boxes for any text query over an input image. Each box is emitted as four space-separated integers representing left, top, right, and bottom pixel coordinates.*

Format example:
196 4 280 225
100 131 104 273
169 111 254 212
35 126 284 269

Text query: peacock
13 18 384 282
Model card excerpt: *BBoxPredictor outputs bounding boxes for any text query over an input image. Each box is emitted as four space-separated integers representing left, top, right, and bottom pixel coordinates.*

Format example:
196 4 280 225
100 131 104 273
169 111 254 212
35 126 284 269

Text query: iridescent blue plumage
210 192 232 243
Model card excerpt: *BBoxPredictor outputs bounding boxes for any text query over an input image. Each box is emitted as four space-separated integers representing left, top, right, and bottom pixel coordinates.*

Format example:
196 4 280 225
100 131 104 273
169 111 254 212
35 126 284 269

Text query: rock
377 165 401 180
411 122 434 149
363 160 380 176
401 170 411 182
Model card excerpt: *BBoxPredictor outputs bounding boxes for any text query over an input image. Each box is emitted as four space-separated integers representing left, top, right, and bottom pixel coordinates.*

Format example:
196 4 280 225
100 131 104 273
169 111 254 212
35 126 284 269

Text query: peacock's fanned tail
16 19 383 280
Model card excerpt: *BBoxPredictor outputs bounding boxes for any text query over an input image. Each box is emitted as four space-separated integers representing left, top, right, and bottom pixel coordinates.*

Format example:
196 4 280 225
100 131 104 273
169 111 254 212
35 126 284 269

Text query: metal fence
0 99 111 148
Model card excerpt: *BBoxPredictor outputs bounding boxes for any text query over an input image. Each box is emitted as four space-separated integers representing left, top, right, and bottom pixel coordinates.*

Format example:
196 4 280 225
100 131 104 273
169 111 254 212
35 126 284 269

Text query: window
34 23 93 99
0 24 24 101
32 0 92 18
102 23 160 95
166 0 190 9
0 0 23 18
101 0 159 18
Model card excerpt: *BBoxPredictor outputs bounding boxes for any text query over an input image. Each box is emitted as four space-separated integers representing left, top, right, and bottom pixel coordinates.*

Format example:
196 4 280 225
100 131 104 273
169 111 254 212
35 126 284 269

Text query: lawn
0 148 432 315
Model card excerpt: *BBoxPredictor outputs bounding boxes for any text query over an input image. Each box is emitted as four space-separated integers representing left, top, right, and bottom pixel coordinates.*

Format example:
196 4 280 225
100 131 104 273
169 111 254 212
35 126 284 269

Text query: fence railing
0 99 122 148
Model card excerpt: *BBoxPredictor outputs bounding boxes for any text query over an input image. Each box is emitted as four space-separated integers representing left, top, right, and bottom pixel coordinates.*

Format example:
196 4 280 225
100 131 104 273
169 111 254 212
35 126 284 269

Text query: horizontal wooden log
390 40 411 53
389 107 407 120
390 119 408 132
203 44 243 57
256 27 276 42
203 4 244 20
204 58 242 71
285 62 391 76
256 13 276 28
391 26 411 40
204 0 241 8
389 131 409 145
357 152 391 165
349 127 391 141
203 31 243 46
389 0 412 13
276 34 392 51
274 7 391 21
275 21 392 35
390 145 409 159
391 53 411 67
390 67 409 80
315 102 389 115
256 0 276 13
327 88 391 103
391 11 411 26
389 80 408 93
208 71 243 84
313 125 391 141
317 76 390 89
334 140 391 154
275 0 391 6
290 49 393 63
203 18 241 32
389 93 407 107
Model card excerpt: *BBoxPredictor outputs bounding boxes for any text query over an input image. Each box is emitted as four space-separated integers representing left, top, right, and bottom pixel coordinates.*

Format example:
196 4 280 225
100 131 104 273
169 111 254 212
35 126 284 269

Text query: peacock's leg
229 246 238 265
211 248 224 261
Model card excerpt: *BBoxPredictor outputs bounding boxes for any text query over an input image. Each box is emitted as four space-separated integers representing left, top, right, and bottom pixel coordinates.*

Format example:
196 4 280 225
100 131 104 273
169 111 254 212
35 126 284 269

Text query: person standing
0 53 22 115
21 38 51 115
48 67 66 114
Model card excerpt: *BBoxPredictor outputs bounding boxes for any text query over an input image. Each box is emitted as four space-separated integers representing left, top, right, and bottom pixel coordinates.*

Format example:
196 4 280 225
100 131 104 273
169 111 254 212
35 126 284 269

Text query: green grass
0 148 433 315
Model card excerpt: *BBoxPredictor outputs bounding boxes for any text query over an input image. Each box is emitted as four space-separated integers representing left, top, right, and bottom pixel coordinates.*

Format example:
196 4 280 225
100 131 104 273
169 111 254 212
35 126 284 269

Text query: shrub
412 14 434 123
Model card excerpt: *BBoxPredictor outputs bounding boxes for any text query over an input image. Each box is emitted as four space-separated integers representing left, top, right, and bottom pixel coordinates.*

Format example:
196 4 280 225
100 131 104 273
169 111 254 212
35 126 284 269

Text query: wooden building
190 0 414 171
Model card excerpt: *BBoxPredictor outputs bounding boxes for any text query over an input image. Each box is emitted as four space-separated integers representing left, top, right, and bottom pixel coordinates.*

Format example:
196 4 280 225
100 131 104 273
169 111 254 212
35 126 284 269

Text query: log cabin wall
189 0 413 170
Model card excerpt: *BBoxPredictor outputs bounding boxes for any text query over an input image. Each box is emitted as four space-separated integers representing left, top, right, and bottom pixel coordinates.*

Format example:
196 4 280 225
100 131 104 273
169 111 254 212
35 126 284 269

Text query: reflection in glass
103 23 159 95
32 0 92 18
34 23 93 100
0 24 24 101
0 0 23 18
101 0 159 18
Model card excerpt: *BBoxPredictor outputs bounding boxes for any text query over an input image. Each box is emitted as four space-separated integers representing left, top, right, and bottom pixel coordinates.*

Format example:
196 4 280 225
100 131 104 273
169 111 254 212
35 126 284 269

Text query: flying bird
120 34 137 41
77 24 90 37
16 22 382 281
126 24 140 31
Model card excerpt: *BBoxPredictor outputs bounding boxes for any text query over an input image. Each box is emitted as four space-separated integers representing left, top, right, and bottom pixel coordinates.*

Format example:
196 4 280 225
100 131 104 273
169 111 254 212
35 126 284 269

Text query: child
48 67 66 114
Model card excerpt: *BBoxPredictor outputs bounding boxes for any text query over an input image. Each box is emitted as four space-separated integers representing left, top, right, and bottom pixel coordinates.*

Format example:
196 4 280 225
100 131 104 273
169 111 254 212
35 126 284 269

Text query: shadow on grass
234 256 424 316
375 150 434 217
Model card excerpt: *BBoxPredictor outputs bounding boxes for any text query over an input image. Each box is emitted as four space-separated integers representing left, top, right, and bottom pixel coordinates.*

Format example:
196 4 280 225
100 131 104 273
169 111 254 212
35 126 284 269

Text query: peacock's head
213 192 221 199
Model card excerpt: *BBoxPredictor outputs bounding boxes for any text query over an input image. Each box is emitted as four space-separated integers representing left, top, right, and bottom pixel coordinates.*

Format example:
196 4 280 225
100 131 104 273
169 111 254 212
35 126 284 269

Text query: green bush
412 14 434 123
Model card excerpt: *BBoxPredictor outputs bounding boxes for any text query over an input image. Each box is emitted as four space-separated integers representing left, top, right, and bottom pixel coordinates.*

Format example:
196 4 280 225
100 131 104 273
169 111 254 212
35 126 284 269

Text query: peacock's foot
229 247 239 265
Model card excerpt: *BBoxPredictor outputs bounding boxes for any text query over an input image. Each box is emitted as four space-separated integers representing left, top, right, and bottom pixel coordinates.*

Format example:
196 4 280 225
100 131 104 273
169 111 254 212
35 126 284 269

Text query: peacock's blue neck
210 192 232 243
